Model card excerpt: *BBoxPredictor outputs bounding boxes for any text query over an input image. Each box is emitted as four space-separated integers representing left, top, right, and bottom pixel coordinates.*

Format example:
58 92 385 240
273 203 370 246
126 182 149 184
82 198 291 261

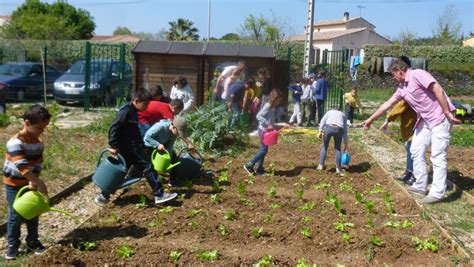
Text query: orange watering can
13 186 76 220
151 149 180 173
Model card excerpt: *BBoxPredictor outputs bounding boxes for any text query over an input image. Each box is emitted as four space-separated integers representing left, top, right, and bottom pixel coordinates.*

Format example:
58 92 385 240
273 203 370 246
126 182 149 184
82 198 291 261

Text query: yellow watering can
151 149 180 173
13 186 76 220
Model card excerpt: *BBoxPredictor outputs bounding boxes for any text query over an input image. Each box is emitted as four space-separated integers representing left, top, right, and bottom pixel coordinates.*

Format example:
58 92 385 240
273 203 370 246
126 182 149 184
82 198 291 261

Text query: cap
308 73 316 78
172 116 187 139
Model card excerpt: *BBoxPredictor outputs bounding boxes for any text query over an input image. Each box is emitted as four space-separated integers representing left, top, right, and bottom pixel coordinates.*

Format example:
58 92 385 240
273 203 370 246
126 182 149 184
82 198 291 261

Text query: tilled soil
32 136 455 265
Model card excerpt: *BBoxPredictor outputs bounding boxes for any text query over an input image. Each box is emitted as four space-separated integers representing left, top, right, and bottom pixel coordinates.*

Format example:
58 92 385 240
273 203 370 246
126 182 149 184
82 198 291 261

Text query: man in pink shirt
363 58 460 204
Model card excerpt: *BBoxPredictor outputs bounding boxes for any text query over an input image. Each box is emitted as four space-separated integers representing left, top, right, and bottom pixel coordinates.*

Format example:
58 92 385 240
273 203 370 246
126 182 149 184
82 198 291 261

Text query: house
463 37 474 47
290 12 391 64
131 41 287 106
90 35 141 43
0 15 11 27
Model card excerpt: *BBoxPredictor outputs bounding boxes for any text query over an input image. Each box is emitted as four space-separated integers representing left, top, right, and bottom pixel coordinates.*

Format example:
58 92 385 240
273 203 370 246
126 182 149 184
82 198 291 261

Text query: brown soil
448 146 474 195
32 136 456 265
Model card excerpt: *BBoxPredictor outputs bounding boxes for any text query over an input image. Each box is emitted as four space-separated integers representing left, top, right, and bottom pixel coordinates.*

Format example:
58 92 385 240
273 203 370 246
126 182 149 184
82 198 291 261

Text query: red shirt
138 100 173 125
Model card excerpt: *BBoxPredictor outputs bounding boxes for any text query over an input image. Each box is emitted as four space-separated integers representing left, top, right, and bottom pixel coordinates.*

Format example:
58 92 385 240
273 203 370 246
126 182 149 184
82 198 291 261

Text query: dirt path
351 127 474 258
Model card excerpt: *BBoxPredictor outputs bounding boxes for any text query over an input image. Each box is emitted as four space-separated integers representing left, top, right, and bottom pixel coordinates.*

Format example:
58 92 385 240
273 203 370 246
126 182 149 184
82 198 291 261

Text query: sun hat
172 116 187 139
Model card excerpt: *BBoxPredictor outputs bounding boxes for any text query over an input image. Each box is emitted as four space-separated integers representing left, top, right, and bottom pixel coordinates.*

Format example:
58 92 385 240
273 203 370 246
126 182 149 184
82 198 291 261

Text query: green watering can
13 186 75 220
151 149 180 173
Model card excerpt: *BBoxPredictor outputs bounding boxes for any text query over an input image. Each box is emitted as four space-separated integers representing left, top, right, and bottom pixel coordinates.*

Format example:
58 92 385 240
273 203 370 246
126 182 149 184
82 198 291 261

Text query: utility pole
303 0 315 77
357 5 366 17
207 0 211 41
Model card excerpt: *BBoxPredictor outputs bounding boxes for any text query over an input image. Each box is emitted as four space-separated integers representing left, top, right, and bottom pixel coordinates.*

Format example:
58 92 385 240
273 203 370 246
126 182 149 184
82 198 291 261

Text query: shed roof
132 41 274 58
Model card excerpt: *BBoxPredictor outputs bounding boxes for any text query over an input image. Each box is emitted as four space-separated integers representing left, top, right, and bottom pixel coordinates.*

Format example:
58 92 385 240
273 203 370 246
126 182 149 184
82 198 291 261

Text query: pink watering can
262 129 281 146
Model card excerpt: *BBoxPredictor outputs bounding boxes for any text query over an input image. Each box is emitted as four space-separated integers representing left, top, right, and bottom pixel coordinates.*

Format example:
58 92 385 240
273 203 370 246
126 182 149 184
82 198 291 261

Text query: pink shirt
393 69 454 129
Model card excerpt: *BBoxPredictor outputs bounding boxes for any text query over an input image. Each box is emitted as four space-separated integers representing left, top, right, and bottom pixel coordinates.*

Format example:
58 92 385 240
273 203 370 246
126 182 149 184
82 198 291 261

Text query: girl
170 75 195 114
288 79 303 126
244 89 288 175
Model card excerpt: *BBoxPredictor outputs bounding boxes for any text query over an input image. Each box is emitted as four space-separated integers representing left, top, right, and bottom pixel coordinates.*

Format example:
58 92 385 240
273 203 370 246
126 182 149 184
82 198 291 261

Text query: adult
213 61 247 102
170 75 194 114
364 58 460 205
312 71 329 124
257 67 272 109
317 110 348 176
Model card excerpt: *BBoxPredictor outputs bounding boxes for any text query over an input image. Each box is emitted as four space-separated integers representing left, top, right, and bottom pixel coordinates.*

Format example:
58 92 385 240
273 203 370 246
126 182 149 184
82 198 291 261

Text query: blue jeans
5 185 39 247
405 140 413 172
248 130 268 169
138 123 151 139
319 125 343 169
230 102 240 128
316 99 325 123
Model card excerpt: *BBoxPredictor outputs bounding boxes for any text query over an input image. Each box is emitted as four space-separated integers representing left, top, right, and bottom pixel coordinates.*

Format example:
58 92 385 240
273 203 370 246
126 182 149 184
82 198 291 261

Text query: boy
3 105 51 260
95 88 177 205
344 87 363 125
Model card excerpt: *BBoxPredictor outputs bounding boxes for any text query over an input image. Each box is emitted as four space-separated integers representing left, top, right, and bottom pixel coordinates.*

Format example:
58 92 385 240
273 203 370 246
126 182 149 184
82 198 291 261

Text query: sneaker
405 186 428 196
317 164 324 170
397 171 412 182
418 195 442 205
248 130 259 137
26 240 45 255
4 245 19 260
94 193 109 204
405 175 416 186
154 192 178 204
255 167 266 176
243 164 255 175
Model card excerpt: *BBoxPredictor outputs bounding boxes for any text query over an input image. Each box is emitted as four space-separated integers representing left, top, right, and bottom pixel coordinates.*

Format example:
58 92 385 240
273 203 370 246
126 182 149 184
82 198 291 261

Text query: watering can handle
96 148 126 170
151 149 169 160
15 186 30 202
177 148 204 163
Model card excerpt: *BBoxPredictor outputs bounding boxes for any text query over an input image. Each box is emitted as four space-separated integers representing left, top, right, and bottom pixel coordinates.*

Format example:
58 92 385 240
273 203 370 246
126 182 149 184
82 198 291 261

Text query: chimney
344 12 349 21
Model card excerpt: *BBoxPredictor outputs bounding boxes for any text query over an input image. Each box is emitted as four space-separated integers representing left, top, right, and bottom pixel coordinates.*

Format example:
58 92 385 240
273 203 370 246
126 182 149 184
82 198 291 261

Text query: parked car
0 62 63 101
54 59 132 105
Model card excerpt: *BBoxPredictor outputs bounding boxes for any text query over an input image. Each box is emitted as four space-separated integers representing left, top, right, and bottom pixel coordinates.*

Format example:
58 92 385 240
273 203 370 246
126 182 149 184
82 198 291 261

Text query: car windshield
0 64 30 77
66 61 110 75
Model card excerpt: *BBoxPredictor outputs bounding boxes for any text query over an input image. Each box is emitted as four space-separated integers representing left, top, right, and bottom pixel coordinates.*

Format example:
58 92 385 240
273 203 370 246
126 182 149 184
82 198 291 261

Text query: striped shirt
3 133 44 187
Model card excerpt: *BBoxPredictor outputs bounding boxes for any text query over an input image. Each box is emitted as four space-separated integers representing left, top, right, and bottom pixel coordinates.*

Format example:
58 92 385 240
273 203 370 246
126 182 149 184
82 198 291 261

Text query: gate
321 49 345 112
83 42 128 111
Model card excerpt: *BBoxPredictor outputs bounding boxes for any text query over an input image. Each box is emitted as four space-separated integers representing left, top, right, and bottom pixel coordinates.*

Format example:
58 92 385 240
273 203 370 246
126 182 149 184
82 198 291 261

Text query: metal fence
321 49 345 112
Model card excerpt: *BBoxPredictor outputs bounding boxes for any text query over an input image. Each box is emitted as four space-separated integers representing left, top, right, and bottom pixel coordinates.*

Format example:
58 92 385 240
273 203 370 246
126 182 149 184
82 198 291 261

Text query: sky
1 0 473 40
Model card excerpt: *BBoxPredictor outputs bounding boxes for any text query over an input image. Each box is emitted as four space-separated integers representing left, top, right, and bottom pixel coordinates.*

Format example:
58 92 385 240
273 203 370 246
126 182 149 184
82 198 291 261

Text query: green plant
169 250 183 264
251 227 265 238
240 198 254 206
117 244 135 258
296 258 309 267
212 180 222 192
313 182 331 190
364 200 375 214
339 181 353 192
218 170 228 183
245 173 255 184
384 219 412 229
267 181 277 198
354 191 364 204
370 183 384 194
325 192 343 216
197 250 219 261
104 212 120 224
135 194 147 209
218 224 229 236
177 193 186 201
369 236 384 247
224 209 235 220
147 217 164 228
334 220 355 232
265 212 273 223
270 203 282 209
78 241 97 251
295 187 304 199
184 179 193 190
302 216 312 224
342 233 351 242
256 255 274 266
236 181 246 195
300 227 312 239
210 194 220 204
0 113 10 127
189 209 203 218
268 162 276 177
159 206 175 214
412 236 439 252
188 221 200 230
298 201 315 212
384 192 394 214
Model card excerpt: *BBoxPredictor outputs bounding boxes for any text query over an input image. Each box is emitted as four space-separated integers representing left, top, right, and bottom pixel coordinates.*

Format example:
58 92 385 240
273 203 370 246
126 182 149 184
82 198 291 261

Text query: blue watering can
92 148 141 193
175 148 204 180
341 152 351 166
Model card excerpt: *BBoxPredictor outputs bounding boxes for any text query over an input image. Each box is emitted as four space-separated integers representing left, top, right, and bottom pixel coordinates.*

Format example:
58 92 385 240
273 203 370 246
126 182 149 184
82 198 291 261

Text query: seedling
245 173 255 185
296 258 312 267
177 193 186 201
364 200 375 214
334 220 354 232
370 183 384 194
302 216 312 224
256 255 274 266
236 181 246 195
267 181 277 198
268 162 276 177
218 224 229 236
325 192 344 216
270 203 282 209
240 198 254 206
197 250 219 261
104 212 120 224
147 217 164 228
224 209 235 220
363 170 372 178
287 160 296 170
116 244 135 258
210 194 220 204
78 241 97 251
159 206 174 214
218 170 228 183
135 194 147 209
342 233 351 242
384 192 394 214
412 236 439 252
295 187 305 200
339 181 353 192
189 209 202 218
313 182 331 190
265 212 273 223
184 179 193 190
169 250 182 264
298 201 315 212
369 236 384 247
354 191 364 204
251 227 265 238
188 221 200 230
300 227 312 239
384 219 412 229
212 180 221 192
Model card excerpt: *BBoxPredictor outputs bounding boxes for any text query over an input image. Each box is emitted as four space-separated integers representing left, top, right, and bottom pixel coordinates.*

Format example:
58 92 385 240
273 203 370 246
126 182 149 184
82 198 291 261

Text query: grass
450 124 474 146
358 88 395 103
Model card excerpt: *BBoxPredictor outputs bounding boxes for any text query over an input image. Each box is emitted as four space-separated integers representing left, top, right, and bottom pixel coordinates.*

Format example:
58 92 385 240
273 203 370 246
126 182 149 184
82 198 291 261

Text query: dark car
54 59 132 105
0 62 63 101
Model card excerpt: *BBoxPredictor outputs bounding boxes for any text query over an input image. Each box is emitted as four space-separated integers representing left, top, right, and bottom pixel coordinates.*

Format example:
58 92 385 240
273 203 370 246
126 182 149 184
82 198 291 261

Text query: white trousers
410 118 451 199
289 102 302 125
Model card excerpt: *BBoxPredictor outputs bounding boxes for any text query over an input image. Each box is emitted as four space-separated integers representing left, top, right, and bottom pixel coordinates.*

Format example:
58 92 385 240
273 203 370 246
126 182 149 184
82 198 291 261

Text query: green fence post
84 42 91 111
119 43 126 104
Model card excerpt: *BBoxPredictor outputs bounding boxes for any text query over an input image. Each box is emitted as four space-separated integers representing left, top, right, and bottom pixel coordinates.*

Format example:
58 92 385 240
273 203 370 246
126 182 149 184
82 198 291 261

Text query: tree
166 18 199 41
432 3 462 45
240 14 268 44
1 0 95 40
113 26 132 35
397 28 418 45
220 33 240 41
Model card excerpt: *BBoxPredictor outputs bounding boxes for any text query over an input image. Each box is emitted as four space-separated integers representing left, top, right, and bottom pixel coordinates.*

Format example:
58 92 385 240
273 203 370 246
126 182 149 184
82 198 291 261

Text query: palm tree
166 18 199 41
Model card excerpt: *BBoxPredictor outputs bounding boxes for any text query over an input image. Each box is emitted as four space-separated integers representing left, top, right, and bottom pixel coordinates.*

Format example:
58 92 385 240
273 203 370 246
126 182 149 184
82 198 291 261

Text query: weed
267 181 277 198
412 236 439 252
169 250 182 264
116 244 135 258
210 194 220 204
177 193 186 201
301 227 312 239
159 206 175 214
268 162 276 177
218 170 228 183
298 201 315 212
224 209 236 220
296 258 309 267
354 191 364 204
363 170 371 178
251 227 265 238
237 181 246 195
188 221 200 230
265 212 273 223
245 172 255 185
384 219 412 229
135 194 147 209
197 250 219 261
342 233 351 242
295 187 305 199
384 192 394 214
78 241 97 251
147 217 164 228
364 200 375 214
369 236 384 247
0 113 10 127
189 209 203 218
212 180 221 192
313 182 331 190
256 255 274 266
240 198 254 206
270 203 282 209
302 216 312 224
287 160 296 170
104 212 120 224
370 183 384 194
218 224 229 236
365 244 374 262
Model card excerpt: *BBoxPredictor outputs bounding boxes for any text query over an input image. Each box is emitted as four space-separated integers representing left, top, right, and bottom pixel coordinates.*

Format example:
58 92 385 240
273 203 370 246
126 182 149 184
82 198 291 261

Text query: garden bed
32 136 455 265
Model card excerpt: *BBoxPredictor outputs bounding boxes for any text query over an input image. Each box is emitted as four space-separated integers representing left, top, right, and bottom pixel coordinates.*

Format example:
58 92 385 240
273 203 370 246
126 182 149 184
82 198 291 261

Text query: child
344 87 363 125
300 77 312 126
221 69 241 103
317 109 349 175
288 79 303 126
95 88 177 205
3 105 51 260
170 76 195 114
243 89 288 175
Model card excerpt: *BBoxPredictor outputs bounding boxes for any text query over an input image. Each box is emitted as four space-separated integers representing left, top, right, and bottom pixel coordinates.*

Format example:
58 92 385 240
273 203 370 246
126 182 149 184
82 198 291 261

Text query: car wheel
17 89 26 101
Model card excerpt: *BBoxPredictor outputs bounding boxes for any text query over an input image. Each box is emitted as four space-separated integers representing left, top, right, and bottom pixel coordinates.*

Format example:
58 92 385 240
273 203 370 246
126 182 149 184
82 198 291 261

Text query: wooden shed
131 41 288 106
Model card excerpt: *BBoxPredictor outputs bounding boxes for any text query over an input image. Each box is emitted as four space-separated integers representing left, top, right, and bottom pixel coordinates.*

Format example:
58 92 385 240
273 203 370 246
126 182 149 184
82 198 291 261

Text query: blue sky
1 0 473 39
